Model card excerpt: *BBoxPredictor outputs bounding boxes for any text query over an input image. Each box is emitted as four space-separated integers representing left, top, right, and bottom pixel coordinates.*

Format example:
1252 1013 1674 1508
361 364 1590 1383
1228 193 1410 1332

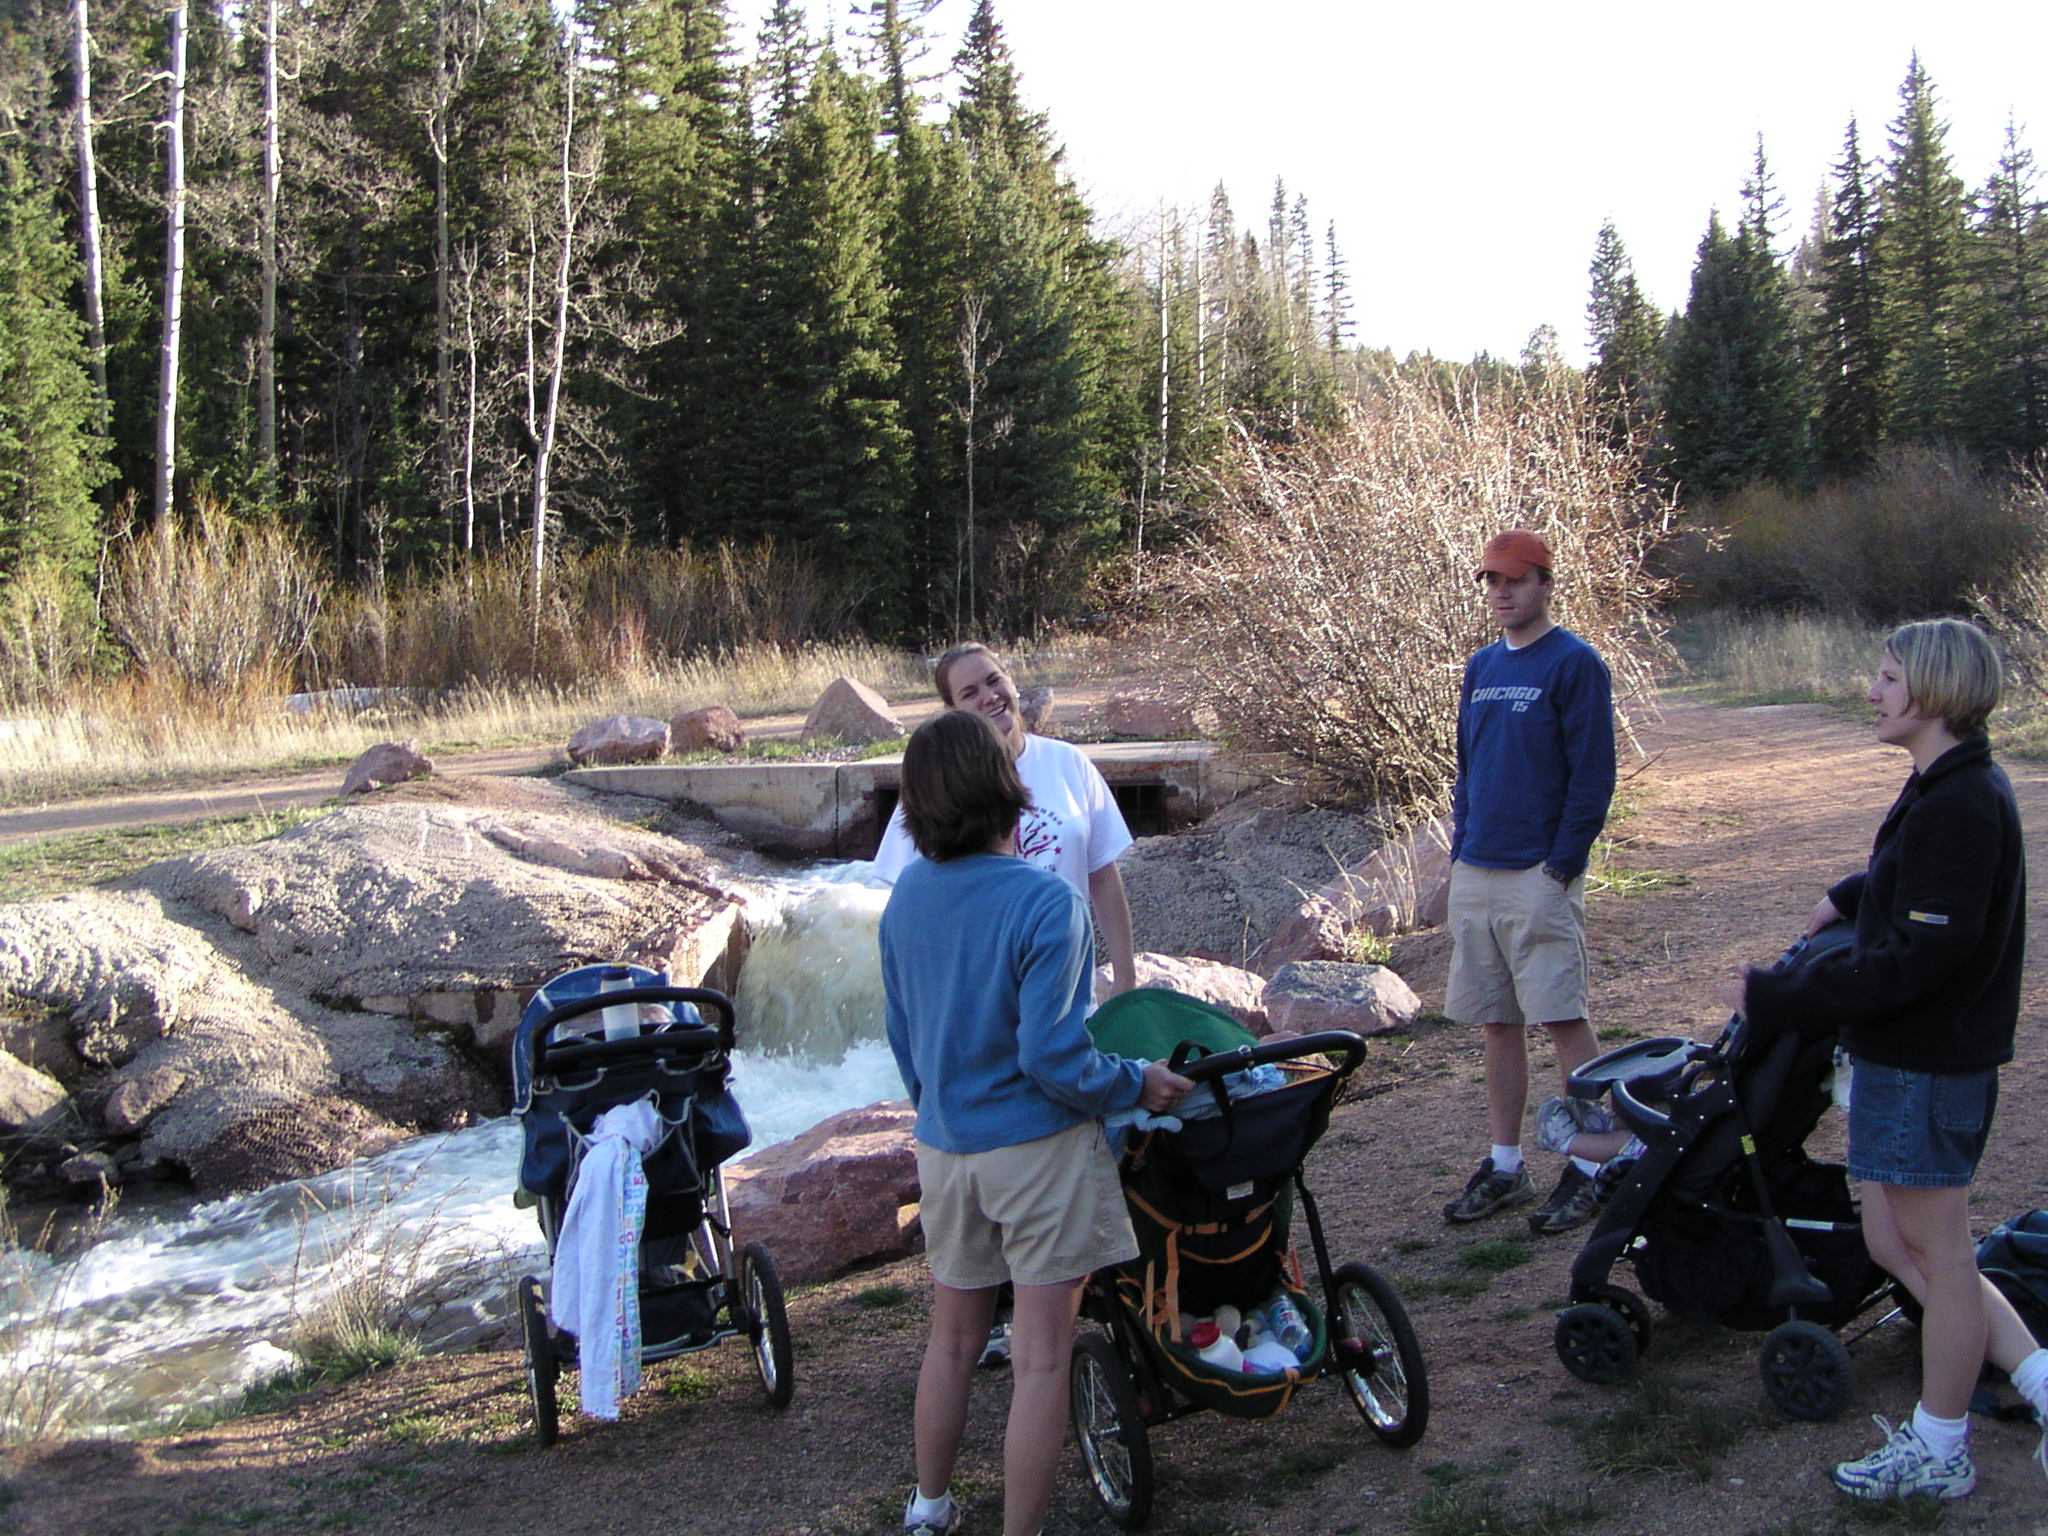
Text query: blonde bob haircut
1886 619 2003 740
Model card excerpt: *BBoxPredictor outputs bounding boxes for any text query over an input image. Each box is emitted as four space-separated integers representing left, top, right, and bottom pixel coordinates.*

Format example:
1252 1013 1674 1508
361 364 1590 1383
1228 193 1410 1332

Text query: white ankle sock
1911 1402 1969 1459
907 1489 953 1525
2011 1347 2048 1416
1571 1155 1602 1178
1490 1144 1523 1174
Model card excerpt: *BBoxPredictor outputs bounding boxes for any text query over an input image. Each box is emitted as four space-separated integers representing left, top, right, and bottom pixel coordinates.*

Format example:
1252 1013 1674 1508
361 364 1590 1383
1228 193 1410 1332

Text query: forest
0 0 2044 705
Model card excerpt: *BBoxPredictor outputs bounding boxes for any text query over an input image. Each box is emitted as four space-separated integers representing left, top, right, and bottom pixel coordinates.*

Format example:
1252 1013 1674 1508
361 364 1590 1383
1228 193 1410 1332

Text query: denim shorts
1845 1058 1999 1188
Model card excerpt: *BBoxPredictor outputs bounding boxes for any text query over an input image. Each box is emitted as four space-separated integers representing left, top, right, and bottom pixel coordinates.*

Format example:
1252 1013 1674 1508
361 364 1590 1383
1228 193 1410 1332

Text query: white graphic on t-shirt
1016 806 1069 872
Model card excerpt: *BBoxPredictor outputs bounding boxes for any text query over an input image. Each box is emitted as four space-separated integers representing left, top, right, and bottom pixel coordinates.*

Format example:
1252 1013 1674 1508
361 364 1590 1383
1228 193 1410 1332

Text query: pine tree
1876 55 1969 445
1812 118 1888 476
0 149 111 584
1662 155 1811 501
1584 218 1663 443
1959 120 2048 463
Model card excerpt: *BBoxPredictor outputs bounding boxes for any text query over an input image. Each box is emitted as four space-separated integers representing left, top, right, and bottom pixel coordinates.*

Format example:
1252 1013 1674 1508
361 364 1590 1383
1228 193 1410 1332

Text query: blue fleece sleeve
1014 886 1144 1117
1450 654 1476 864
1545 648 1616 878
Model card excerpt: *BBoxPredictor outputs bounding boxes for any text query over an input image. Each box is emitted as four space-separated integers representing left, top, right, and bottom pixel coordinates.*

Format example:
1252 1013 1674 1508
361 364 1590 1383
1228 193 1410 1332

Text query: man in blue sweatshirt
1440 529 1617 1236
881 708 1190 1536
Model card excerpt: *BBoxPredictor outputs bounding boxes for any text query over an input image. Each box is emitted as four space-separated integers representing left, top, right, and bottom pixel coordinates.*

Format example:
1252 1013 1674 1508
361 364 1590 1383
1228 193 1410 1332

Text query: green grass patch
1337 928 1395 966
1568 1373 1753 1481
661 1364 715 1401
1399 1272 1494 1301
853 1282 915 1309
1411 1480 1597 1536
1834 1494 1950 1530
0 807 331 903
1458 1238 1532 1274
1596 1024 1636 1042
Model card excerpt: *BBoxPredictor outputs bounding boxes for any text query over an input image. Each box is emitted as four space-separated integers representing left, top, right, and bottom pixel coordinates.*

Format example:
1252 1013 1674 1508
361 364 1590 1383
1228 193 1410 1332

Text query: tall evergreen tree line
1590 55 2048 503
0 0 1358 642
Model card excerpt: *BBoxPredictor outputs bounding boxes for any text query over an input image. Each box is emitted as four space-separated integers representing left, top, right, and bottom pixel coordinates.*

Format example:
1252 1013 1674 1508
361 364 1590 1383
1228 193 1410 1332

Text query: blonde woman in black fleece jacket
1719 619 2044 1503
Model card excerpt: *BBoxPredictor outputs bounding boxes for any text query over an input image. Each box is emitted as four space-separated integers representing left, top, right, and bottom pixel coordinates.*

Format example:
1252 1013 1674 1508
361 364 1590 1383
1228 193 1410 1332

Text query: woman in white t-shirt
872 644 1137 1000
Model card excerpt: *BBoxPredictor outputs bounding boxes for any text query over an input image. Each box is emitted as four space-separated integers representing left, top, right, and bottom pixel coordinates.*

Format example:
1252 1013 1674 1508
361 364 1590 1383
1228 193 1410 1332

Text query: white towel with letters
550 1098 664 1418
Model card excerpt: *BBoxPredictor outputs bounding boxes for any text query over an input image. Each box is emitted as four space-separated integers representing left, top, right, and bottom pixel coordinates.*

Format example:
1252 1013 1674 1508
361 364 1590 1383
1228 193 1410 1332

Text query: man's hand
1713 971 1749 1015
1803 896 1843 939
1138 1061 1196 1113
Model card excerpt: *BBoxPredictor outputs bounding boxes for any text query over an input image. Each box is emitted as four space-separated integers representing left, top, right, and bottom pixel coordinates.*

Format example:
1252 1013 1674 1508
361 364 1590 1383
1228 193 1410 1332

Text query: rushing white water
0 864 902 1438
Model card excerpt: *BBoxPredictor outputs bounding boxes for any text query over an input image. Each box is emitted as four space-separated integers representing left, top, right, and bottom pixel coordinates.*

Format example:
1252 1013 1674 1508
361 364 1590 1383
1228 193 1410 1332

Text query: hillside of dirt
6 698 2048 1536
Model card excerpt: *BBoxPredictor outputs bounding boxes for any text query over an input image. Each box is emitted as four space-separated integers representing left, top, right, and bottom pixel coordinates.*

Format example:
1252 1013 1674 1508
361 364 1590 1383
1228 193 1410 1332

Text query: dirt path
0 687 1126 851
8 698 2048 1536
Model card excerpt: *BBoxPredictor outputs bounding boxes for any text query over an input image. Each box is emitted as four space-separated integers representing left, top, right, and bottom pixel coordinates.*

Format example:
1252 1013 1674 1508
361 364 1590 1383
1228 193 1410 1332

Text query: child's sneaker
1534 1093 1615 1155
903 1490 963 1536
1830 1416 1976 1501
1441 1156 1534 1222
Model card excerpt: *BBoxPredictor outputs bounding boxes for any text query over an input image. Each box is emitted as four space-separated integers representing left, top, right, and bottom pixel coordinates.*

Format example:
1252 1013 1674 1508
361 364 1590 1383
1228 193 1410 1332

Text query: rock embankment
0 778 755 1196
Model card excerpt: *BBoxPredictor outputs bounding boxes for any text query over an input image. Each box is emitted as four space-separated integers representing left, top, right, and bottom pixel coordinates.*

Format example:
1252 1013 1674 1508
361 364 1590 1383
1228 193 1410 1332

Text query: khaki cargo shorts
1444 860 1589 1027
916 1119 1137 1290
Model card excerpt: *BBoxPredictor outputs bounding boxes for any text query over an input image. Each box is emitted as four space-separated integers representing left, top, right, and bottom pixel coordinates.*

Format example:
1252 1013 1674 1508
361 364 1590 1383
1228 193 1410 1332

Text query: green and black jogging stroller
1067 990 1430 1528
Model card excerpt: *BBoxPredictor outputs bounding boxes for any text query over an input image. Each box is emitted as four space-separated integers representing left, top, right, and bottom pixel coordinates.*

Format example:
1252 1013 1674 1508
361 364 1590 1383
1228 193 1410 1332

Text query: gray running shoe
1534 1093 1616 1155
1830 1415 1976 1501
1528 1163 1603 1235
1442 1157 1534 1223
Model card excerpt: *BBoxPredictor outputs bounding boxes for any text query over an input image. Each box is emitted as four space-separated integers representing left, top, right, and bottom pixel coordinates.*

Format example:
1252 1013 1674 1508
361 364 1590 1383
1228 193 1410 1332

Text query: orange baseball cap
1475 529 1554 579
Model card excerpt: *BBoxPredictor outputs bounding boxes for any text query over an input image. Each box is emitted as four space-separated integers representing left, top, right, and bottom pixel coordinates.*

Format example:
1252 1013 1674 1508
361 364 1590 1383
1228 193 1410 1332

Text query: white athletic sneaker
1830 1415 1976 1502
1534 1094 1615 1155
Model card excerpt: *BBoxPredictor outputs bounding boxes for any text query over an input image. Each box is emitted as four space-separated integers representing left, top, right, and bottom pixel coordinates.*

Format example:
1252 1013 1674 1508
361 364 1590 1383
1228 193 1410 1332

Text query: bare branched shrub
315 539 859 693
1144 370 1673 807
1679 447 2044 621
101 500 325 692
0 560 101 708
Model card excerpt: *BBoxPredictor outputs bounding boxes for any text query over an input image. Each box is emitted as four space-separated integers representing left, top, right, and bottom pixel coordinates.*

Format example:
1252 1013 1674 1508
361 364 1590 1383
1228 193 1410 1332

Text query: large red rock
672 705 746 754
802 677 903 746
1096 952 1270 1034
725 1101 920 1283
342 739 434 796
1262 960 1421 1039
1102 687 1217 740
1251 814 1453 972
567 715 671 765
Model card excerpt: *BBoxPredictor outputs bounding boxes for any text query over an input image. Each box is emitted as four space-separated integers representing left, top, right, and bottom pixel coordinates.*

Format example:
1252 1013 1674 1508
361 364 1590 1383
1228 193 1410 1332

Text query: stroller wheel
1555 1303 1637 1384
1759 1320 1853 1421
1330 1261 1430 1447
1576 1282 1654 1358
517 1275 560 1446
1070 1330 1153 1528
738 1243 795 1409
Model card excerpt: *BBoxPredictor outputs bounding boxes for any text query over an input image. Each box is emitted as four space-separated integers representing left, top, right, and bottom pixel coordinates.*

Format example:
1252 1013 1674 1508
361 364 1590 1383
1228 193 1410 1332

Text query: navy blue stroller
512 963 792 1443
1552 925 1894 1420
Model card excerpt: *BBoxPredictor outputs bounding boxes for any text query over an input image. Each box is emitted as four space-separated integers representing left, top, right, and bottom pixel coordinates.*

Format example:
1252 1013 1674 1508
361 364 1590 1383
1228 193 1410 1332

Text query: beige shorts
1444 861 1589 1027
916 1120 1137 1290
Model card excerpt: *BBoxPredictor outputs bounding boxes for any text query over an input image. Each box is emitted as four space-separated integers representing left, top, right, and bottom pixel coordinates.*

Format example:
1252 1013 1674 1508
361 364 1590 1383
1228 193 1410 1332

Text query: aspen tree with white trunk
154 0 188 524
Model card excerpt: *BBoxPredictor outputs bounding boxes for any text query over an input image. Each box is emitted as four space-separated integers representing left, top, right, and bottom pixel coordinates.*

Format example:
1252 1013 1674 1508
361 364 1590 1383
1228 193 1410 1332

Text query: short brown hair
932 642 1001 705
1886 619 2004 739
899 709 1032 861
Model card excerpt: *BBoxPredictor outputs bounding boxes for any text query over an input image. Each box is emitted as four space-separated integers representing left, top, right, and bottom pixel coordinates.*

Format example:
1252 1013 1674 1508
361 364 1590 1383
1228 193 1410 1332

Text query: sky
739 0 2048 366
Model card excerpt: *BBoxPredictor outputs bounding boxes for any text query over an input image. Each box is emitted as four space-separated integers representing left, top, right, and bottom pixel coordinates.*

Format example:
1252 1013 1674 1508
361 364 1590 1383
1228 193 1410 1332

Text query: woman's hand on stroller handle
1802 895 1843 939
1138 1061 1196 1112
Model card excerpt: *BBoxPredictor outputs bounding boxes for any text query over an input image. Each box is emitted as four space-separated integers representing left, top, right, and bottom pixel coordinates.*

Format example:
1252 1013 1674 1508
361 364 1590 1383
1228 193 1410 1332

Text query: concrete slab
564 741 1249 858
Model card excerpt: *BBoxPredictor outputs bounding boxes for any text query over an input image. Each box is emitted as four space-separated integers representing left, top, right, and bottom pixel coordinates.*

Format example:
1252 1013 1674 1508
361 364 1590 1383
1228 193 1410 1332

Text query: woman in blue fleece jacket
1724 619 2042 1504
880 708 1189 1536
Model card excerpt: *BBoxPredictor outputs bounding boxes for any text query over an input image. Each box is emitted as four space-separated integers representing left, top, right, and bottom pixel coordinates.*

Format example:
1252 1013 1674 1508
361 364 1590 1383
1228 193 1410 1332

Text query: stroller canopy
1088 988 1258 1063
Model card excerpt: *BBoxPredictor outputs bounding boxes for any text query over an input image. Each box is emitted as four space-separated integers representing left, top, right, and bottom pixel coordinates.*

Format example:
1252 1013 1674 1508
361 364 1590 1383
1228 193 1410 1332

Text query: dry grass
1138 367 1674 810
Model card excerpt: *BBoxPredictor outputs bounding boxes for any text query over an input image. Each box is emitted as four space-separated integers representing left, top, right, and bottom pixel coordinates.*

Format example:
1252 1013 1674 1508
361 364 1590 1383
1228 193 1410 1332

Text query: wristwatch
1542 863 1571 885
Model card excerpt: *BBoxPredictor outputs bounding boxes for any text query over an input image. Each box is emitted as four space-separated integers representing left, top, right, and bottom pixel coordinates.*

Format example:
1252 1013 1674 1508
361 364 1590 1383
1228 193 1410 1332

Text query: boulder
1251 815 1453 973
1018 686 1053 734
342 739 434 796
802 677 903 746
1262 960 1421 1039
672 705 746 754
101 1066 187 1134
59 1149 119 1188
567 714 671 766
1096 953 1270 1034
1103 687 1217 740
0 1049 69 1129
726 1101 920 1283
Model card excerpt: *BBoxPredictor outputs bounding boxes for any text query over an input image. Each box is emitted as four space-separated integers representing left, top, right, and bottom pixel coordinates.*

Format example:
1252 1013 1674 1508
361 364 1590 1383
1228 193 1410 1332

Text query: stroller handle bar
524 985 738 1077
1167 1030 1368 1085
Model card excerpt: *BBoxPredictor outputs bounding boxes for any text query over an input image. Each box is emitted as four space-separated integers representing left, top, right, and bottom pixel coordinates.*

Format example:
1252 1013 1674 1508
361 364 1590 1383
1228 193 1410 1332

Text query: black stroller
1553 925 1895 1419
511 963 793 1444
1069 991 1430 1528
